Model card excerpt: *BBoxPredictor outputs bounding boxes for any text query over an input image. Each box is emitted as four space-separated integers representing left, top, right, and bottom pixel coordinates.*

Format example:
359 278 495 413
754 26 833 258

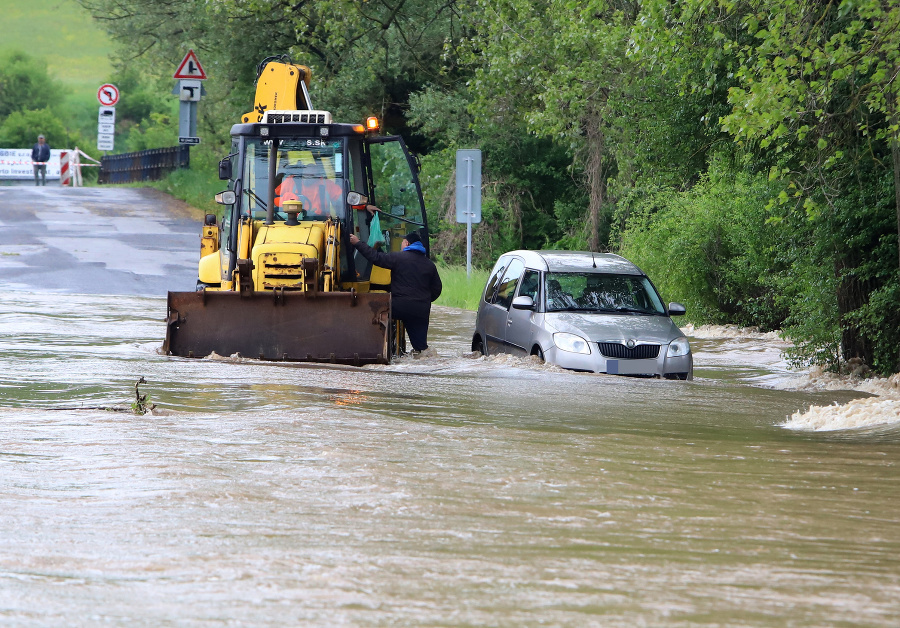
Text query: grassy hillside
0 0 112 93
0 0 113 146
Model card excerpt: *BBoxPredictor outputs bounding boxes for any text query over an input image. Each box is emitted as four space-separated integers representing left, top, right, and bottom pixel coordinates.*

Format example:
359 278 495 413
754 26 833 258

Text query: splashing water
783 397 900 431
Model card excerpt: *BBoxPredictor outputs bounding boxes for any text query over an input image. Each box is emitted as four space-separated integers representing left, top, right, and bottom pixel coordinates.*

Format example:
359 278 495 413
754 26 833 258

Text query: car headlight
553 332 591 354
666 336 690 357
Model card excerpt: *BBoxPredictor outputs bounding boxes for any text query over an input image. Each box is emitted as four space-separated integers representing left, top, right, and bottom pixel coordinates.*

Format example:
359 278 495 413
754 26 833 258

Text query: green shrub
618 167 787 330
0 50 63 118
0 108 70 148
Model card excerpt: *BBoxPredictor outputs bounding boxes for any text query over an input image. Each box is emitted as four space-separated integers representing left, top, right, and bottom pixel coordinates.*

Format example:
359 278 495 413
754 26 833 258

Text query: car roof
501 250 645 275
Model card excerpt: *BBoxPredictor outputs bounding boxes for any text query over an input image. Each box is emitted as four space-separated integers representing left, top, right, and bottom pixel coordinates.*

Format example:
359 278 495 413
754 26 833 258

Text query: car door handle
507 319 513 326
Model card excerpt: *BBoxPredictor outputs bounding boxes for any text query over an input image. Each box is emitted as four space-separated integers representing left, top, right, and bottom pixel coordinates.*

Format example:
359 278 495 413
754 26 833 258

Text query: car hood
544 312 684 344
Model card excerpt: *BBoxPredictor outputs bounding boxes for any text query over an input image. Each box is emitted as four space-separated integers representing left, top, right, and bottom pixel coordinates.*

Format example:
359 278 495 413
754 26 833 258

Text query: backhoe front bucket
163 290 391 365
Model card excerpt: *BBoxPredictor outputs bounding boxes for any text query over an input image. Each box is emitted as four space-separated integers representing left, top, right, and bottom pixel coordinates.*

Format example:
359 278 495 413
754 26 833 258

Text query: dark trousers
393 299 431 351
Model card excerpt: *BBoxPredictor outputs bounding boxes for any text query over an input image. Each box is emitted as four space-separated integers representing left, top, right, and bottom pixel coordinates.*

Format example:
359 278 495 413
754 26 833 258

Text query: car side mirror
512 295 535 311
347 192 368 207
218 157 233 181
668 302 686 316
215 190 236 205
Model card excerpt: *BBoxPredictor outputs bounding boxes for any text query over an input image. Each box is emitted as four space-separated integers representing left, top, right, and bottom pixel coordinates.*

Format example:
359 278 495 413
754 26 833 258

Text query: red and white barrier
59 151 71 187
71 147 101 187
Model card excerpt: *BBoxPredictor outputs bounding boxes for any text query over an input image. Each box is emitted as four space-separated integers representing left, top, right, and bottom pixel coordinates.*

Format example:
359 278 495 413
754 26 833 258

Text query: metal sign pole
466 156 473 278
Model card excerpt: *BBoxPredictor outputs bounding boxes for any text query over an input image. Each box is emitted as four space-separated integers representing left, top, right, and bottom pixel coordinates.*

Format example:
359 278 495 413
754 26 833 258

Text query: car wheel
531 346 544 361
472 335 485 356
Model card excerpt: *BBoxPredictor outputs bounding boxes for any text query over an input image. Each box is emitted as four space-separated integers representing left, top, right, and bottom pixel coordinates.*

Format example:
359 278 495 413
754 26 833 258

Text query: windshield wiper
551 306 616 313
244 188 267 209
614 306 659 315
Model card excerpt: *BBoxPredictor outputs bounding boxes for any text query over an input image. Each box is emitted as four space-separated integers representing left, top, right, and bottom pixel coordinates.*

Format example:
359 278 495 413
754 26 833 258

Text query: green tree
0 50 64 118
0 108 68 148
631 0 900 372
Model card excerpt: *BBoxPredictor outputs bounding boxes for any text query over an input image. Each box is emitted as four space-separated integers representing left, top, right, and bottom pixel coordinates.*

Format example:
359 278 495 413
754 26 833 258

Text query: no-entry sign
97 84 119 106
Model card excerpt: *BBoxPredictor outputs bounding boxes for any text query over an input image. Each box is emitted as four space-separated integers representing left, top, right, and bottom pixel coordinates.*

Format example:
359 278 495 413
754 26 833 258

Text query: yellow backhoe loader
163 55 430 364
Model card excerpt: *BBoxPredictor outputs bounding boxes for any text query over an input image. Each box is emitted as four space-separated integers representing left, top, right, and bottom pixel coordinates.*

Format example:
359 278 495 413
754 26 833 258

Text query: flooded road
1 188 898 626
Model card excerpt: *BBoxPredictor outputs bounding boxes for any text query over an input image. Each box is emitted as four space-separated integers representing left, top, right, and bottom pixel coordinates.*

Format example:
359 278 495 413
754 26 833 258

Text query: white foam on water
782 396 900 431
790 368 900 397
683 323 784 341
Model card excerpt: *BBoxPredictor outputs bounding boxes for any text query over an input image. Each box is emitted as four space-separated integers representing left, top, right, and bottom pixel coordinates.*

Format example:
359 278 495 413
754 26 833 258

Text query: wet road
0 186 198 294
0 187 898 626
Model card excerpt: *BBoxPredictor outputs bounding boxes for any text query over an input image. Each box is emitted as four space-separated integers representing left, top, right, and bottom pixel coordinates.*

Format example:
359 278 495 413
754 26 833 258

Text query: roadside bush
849 278 900 374
0 108 69 148
618 167 787 329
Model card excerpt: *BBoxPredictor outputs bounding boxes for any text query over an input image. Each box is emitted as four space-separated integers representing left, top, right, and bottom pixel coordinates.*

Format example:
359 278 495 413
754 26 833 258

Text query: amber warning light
366 116 380 131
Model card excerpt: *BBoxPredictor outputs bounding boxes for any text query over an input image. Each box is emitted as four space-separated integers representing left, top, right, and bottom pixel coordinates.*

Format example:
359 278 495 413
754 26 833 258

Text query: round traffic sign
97 84 120 106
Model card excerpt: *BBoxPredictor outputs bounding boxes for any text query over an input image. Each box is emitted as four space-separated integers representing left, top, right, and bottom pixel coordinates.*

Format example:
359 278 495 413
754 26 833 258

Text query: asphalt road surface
0 186 200 295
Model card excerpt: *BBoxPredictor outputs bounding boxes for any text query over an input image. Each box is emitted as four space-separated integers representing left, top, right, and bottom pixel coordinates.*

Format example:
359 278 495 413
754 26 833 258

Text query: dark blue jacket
32 142 51 163
353 240 442 306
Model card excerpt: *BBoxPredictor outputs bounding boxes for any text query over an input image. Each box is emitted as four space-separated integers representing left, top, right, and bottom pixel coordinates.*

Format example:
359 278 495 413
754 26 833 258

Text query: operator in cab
274 154 343 218
349 227 442 354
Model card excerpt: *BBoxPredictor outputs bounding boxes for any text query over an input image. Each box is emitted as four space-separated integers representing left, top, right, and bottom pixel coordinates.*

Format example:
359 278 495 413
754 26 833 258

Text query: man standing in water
31 135 50 186
349 228 442 354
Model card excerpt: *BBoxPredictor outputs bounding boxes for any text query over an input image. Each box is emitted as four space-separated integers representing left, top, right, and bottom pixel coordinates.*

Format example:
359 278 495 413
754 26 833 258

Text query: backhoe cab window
242 137 347 221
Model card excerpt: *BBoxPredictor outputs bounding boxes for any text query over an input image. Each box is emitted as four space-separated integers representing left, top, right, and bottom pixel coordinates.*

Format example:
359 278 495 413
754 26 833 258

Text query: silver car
472 251 693 379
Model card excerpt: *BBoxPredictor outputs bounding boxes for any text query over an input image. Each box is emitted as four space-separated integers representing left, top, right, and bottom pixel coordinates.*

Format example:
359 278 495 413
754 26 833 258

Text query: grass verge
434 264 489 311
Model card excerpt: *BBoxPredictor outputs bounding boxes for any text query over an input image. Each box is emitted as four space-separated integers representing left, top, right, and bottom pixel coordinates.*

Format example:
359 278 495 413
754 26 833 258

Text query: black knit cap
404 231 421 244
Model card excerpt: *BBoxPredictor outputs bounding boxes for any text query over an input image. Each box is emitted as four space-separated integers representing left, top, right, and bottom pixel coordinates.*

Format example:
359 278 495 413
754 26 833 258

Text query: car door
482 258 525 355
478 257 508 354
504 269 541 356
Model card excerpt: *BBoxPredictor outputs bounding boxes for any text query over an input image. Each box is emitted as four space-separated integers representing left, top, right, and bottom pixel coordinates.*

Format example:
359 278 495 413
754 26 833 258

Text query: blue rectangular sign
456 149 482 224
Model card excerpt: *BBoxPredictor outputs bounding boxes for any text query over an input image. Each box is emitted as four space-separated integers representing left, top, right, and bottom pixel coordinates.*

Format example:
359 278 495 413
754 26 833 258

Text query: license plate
606 359 657 375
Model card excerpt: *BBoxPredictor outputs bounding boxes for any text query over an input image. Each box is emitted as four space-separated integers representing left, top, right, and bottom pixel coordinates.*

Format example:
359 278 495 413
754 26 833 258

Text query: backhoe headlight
553 332 591 354
666 336 690 357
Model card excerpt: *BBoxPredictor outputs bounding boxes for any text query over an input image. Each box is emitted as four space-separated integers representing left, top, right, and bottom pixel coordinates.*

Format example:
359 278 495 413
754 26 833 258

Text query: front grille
597 342 660 359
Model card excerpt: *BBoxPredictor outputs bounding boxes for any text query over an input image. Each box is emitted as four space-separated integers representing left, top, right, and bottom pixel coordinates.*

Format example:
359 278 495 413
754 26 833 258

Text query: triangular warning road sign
174 49 207 80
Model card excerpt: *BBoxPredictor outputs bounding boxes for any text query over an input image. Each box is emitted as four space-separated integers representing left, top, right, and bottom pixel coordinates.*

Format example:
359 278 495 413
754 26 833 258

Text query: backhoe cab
163 57 429 364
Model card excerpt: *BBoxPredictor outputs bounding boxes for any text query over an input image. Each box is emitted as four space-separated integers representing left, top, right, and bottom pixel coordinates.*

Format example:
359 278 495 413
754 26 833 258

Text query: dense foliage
70 0 900 373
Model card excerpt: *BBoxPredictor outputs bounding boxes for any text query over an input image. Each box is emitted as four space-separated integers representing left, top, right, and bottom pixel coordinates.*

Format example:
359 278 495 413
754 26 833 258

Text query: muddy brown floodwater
0 188 898 626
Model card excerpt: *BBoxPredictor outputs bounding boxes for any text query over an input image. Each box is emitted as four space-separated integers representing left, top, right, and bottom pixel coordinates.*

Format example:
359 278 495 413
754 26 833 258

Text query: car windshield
545 272 666 314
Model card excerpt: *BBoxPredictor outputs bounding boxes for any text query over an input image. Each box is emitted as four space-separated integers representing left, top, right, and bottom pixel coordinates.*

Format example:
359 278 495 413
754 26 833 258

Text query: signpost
456 149 482 277
173 50 207 147
173 50 207 80
97 104 116 153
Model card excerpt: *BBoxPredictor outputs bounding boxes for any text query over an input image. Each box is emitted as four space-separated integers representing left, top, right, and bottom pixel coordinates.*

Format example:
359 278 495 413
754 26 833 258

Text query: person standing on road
31 135 51 186
349 224 442 353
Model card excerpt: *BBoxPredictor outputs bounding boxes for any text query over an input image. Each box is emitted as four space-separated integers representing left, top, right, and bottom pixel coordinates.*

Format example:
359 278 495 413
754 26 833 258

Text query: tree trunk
891 96 900 271
835 255 874 366
584 112 604 251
